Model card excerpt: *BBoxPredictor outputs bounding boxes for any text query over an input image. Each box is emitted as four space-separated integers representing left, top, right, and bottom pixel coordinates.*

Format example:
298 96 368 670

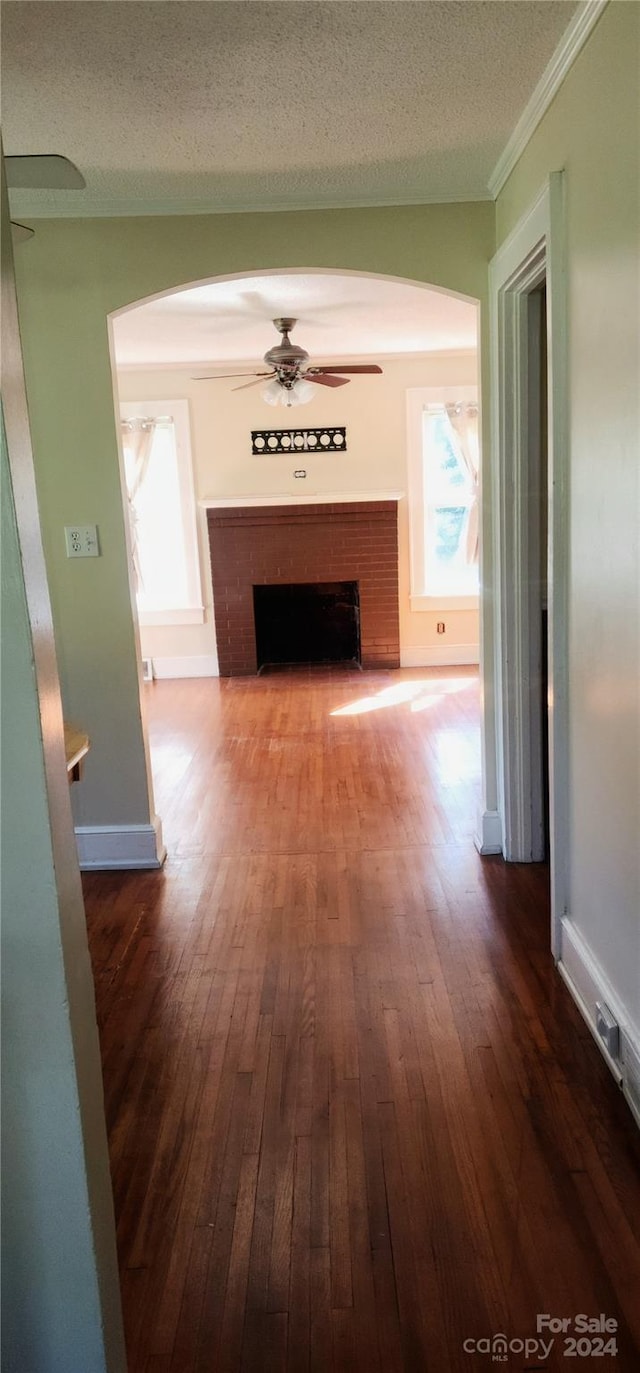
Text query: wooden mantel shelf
199 490 404 509
64 722 90 783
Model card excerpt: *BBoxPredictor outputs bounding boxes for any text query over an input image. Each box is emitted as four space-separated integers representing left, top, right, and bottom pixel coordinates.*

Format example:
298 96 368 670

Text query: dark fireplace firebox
253 581 360 670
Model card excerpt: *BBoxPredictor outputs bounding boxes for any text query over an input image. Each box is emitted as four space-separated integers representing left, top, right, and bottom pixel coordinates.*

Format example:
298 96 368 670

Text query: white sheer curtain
445 402 479 565
121 418 156 590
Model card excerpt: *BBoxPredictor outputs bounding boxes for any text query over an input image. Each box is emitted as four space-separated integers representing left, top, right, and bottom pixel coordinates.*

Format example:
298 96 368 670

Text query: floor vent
622 1033 640 1128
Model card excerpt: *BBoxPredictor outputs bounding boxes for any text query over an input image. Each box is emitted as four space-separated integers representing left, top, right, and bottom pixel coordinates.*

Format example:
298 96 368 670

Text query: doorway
107 267 479 861
488 173 568 957
524 279 550 863
533 283 550 858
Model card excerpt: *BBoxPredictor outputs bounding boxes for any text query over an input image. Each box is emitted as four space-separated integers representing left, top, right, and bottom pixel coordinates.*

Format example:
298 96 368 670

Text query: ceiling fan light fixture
262 377 315 408
262 379 286 406
291 378 316 404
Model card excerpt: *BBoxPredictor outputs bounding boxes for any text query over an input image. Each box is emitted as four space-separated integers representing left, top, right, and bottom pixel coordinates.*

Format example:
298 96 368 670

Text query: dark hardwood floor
83 669 640 1372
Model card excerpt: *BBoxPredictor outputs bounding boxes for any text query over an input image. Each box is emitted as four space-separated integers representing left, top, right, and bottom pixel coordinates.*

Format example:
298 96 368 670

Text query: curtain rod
120 415 173 427
423 401 478 416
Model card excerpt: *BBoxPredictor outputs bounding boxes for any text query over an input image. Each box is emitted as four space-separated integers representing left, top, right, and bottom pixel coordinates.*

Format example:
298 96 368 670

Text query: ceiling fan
194 318 382 406
6 154 86 242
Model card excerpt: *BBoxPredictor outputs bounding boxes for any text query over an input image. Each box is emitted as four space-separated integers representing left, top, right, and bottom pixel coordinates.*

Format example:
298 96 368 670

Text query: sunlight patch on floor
330 675 473 717
434 732 480 783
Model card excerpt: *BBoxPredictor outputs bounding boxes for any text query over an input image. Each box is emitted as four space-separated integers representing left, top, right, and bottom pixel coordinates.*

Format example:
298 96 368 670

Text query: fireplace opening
253 581 361 670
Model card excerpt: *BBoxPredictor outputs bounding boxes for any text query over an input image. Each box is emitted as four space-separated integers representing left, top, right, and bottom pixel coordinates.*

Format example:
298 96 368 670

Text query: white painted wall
116 352 480 671
496 3 640 1055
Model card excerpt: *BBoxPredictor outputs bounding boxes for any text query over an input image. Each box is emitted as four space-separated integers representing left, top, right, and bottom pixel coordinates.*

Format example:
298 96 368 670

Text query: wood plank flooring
83 669 640 1372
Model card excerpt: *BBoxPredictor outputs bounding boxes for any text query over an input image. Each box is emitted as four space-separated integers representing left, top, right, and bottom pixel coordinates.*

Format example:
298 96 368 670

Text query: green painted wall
14 203 495 831
496 0 640 1022
1 415 122 1373
2 156 125 1368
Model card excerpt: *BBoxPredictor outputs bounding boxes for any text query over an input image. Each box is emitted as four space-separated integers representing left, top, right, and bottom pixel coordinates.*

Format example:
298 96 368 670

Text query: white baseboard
154 649 478 675
151 654 219 679
75 815 166 871
400 643 479 668
559 916 640 1125
474 809 503 856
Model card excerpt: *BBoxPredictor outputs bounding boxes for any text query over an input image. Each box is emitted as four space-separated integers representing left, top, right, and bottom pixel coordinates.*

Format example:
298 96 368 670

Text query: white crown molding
488 0 609 199
8 188 492 221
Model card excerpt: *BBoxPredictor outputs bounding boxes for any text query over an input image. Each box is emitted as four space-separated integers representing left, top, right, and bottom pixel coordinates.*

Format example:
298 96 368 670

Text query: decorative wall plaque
251 426 347 456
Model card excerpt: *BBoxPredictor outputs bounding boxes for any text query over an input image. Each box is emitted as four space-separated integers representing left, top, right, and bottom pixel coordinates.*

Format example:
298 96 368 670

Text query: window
423 403 479 597
119 400 203 625
407 386 480 608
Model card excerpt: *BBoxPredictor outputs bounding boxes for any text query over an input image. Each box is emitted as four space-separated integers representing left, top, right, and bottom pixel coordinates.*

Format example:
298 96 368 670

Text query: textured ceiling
3 0 579 218
112 272 478 367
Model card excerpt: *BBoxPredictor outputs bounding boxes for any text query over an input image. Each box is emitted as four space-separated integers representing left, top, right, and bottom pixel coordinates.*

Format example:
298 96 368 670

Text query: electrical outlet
437 621 446 634
64 525 100 558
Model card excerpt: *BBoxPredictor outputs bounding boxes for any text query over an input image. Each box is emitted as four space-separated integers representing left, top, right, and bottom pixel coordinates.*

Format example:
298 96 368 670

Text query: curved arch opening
109 263 480 821
109 264 480 323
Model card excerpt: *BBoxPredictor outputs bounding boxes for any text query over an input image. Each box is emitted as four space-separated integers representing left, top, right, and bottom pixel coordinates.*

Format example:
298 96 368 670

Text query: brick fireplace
206 499 400 676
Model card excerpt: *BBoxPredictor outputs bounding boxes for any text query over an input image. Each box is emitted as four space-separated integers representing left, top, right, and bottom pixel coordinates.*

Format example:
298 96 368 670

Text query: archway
16 201 494 875
107 266 489 853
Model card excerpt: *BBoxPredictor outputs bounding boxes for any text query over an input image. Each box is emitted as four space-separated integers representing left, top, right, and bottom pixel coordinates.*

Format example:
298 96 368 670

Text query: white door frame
488 172 569 958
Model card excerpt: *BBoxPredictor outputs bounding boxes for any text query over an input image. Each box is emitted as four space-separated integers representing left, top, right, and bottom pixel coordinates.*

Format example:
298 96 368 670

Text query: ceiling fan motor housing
264 318 309 385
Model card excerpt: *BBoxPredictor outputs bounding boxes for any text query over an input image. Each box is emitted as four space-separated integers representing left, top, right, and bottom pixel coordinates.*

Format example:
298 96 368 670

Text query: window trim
138 607 205 627
406 384 480 608
119 398 204 625
409 593 480 612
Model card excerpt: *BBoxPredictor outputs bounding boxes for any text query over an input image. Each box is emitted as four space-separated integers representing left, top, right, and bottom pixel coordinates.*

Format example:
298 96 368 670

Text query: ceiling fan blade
11 221 35 244
192 371 273 381
309 364 383 375
232 375 276 392
5 154 86 190
304 373 350 388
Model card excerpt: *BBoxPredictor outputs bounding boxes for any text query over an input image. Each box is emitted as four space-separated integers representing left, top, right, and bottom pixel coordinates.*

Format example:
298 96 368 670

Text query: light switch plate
65 525 100 558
